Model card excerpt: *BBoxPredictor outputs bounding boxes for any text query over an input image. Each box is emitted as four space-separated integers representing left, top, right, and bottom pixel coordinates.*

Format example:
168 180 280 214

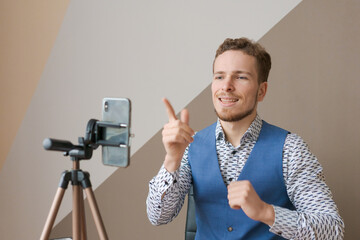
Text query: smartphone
100 98 131 167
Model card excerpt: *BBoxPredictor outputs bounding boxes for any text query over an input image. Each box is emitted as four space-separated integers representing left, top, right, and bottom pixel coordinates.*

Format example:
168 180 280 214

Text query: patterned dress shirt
146 115 345 239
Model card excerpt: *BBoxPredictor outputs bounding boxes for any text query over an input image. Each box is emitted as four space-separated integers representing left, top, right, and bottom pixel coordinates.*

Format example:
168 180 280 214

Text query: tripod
40 158 108 240
40 115 131 240
40 136 109 240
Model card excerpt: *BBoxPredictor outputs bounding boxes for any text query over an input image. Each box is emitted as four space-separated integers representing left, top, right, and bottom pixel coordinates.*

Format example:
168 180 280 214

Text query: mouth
219 97 239 103
217 96 239 106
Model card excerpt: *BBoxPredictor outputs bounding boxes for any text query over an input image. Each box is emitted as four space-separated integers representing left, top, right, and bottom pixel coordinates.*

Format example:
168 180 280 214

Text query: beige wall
0 0 70 170
1 0 359 239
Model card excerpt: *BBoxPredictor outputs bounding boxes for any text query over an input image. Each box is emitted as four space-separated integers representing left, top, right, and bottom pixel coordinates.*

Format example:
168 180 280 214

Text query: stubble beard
214 104 256 122
214 92 258 122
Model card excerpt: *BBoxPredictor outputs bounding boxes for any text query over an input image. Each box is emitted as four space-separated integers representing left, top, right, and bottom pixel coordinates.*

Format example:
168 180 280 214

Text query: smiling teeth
220 98 238 102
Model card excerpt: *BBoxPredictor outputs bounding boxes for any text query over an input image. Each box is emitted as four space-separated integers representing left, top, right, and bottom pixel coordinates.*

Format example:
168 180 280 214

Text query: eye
236 75 248 80
214 75 223 80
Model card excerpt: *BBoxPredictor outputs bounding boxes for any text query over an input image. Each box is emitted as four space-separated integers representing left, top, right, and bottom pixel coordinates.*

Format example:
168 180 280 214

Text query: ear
257 82 268 102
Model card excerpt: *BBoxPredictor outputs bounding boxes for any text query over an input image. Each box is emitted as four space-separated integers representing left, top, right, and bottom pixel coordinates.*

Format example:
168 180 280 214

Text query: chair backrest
185 184 197 240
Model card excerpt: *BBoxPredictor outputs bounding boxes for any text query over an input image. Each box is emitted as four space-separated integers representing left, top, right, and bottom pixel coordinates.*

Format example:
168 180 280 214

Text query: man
147 38 344 239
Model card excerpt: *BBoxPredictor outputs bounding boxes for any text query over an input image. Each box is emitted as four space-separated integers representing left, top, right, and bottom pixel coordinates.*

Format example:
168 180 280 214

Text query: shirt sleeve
269 133 345 239
146 147 192 225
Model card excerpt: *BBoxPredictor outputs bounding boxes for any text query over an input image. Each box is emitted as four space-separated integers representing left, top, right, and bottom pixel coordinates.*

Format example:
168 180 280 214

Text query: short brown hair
214 38 271 83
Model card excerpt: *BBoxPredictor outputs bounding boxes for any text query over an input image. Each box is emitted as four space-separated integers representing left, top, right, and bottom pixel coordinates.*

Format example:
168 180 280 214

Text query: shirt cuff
269 205 298 239
151 165 179 196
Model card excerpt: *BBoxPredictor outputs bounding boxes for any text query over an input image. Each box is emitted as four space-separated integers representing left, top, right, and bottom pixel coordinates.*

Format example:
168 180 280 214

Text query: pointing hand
162 98 194 172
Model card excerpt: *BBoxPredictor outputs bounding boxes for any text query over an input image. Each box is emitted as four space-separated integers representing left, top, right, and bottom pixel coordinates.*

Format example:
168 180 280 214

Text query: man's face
211 50 267 122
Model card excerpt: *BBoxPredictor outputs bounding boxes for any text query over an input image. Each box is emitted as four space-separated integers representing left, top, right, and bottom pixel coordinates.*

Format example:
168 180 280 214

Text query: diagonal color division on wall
54 0 360 239
0 1 303 239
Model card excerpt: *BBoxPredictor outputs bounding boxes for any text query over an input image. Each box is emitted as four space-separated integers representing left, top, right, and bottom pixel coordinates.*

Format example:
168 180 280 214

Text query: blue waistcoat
188 121 295 240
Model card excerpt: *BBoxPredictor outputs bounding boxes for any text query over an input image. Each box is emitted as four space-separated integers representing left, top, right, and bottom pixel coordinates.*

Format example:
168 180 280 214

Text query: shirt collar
215 114 263 146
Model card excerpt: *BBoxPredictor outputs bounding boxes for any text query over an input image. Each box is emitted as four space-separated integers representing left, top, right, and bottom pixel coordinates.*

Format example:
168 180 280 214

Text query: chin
215 108 255 122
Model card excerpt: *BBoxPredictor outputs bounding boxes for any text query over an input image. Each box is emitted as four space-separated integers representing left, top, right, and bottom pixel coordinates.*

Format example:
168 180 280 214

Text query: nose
222 77 234 92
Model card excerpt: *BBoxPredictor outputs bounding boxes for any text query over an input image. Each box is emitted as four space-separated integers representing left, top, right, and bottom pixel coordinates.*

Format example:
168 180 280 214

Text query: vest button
228 226 233 232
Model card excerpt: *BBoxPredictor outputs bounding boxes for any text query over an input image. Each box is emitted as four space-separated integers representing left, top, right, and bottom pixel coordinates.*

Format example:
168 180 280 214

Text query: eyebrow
213 70 253 76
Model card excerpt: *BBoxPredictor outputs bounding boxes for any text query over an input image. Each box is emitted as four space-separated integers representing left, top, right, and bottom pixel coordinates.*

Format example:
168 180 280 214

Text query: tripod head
43 118 129 162
43 98 132 166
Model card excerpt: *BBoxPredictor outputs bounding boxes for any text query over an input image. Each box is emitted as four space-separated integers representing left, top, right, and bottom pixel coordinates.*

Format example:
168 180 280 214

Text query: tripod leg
73 185 82 240
84 187 109 240
40 187 66 240
79 188 87 240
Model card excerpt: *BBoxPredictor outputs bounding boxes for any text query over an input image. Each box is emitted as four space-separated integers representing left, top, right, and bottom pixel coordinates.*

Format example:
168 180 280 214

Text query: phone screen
101 98 131 167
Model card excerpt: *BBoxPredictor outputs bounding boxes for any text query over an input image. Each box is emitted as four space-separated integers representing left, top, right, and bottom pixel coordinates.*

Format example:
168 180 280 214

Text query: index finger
162 98 177 121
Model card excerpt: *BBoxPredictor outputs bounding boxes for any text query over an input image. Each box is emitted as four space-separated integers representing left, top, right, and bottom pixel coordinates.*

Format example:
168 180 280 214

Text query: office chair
185 184 197 240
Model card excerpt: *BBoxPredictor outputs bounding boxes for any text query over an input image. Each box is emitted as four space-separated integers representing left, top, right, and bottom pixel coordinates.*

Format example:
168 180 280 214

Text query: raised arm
146 98 194 225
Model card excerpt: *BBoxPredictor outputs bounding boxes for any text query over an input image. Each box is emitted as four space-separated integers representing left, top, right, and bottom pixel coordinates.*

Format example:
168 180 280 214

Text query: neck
220 111 257 147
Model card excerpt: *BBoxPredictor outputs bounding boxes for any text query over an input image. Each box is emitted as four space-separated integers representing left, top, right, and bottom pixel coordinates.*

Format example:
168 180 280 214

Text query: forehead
213 50 257 75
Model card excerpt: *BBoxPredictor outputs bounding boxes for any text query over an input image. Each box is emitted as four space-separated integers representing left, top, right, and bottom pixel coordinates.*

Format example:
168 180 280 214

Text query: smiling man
146 38 344 239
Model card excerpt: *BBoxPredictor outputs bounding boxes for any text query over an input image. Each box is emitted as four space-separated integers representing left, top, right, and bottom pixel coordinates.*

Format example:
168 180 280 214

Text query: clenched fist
227 180 275 226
